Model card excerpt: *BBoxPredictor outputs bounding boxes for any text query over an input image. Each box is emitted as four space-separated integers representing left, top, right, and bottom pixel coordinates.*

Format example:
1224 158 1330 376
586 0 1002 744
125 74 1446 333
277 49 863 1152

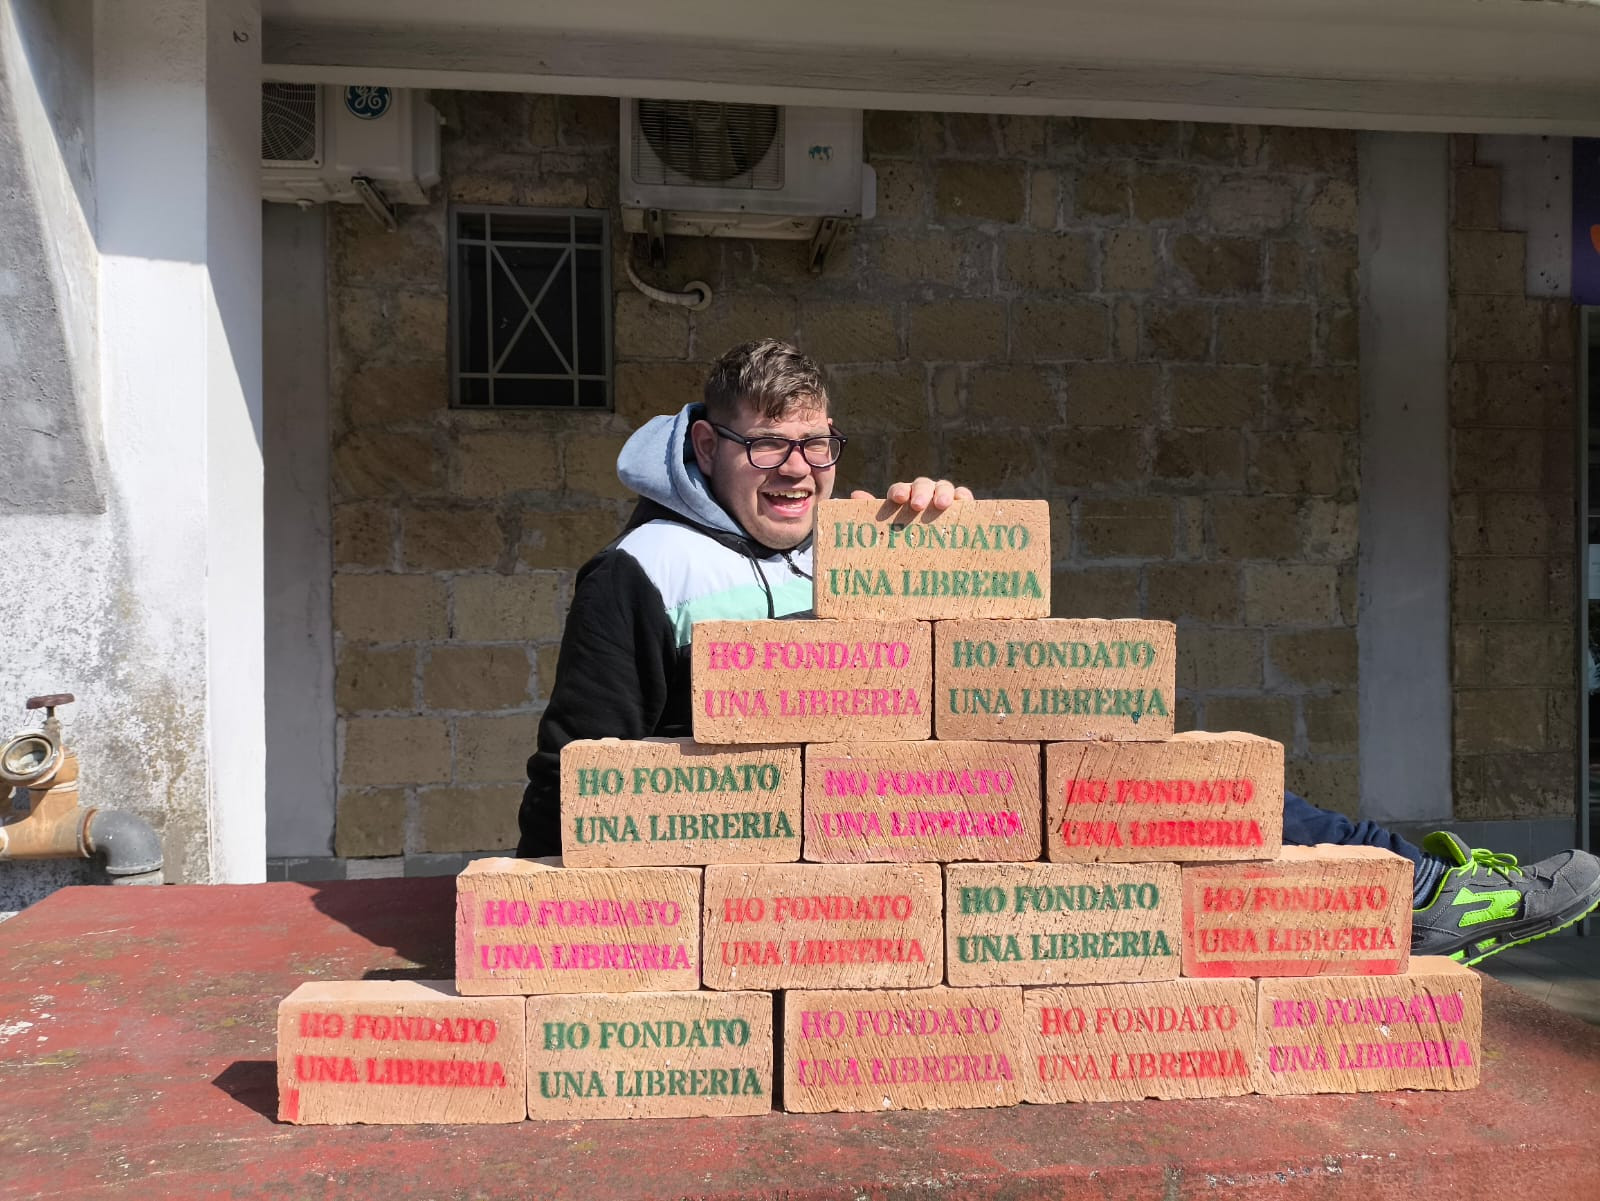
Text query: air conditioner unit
620 100 871 267
261 83 440 209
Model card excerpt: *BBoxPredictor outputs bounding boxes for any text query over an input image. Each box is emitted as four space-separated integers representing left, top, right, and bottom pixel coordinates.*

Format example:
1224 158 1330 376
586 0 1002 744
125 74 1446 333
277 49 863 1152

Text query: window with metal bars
449 207 612 409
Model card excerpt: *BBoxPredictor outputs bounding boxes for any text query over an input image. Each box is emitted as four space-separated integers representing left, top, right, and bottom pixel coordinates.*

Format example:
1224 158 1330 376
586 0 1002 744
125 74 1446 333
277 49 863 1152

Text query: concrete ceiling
261 0 1600 133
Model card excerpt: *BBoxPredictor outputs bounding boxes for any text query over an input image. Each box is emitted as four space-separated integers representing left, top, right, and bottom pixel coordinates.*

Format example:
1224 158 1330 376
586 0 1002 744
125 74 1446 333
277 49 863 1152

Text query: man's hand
850 478 974 513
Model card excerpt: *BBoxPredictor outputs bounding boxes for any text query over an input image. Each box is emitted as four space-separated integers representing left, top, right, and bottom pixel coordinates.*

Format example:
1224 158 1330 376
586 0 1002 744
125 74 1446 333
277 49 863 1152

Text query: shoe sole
1446 894 1600 967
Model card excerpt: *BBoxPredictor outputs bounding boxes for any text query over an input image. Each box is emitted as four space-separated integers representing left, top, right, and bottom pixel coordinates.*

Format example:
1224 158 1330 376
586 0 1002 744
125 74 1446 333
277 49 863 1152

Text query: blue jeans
1282 791 1425 873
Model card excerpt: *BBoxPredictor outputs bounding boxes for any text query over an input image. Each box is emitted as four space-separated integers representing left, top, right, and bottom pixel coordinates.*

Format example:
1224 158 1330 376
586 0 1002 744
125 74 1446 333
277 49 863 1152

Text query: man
521 338 1600 967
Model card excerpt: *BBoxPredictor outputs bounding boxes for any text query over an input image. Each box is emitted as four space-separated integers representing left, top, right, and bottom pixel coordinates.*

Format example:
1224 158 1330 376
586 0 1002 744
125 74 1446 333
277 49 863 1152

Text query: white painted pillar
95 0 264 881
1356 132 1452 826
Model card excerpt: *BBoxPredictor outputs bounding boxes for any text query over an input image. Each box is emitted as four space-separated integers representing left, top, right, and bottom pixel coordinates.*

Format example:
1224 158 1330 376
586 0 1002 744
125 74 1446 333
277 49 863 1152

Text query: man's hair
703 339 829 424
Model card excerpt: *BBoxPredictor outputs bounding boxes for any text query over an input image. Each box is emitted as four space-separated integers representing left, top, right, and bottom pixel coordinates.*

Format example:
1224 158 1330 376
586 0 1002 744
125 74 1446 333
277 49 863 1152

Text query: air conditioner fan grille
262 82 319 164
633 100 782 190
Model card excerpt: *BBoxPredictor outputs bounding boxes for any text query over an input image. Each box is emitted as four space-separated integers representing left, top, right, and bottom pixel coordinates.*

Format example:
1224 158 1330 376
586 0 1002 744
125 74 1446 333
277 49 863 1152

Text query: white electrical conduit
625 258 713 311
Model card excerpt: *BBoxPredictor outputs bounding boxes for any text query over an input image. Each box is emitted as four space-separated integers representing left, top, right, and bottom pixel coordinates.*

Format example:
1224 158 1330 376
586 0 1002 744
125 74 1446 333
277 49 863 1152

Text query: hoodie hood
616 402 747 538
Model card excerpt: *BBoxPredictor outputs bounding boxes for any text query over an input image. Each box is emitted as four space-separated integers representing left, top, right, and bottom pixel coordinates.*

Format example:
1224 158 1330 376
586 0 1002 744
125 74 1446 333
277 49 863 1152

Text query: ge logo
344 86 391 120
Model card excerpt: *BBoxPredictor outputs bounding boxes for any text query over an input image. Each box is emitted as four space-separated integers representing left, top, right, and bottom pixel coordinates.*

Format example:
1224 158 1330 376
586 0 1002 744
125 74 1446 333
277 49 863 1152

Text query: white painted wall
263 204 334 859
1356 132 1452 825
1476 135 1573 300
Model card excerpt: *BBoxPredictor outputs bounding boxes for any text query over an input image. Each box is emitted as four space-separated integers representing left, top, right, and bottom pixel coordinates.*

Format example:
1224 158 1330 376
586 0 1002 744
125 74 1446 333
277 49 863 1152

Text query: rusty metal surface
1 879 1598 1201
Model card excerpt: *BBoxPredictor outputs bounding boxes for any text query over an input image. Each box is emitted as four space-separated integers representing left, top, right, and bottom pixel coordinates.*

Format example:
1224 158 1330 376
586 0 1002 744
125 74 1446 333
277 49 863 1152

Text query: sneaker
1410 832 1600 965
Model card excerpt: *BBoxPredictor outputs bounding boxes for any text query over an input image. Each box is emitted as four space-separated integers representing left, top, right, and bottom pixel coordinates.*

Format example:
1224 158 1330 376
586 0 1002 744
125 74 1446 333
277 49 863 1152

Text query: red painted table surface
2 879 1598 1201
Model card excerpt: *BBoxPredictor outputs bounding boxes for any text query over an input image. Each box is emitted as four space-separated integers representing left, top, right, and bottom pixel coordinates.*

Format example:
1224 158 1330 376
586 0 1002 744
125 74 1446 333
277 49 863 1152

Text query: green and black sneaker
1411 832 1600 966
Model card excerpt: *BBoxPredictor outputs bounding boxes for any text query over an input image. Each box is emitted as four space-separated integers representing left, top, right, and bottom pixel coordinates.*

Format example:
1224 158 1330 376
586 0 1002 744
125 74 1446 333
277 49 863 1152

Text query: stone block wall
327 94 1364 859
1448 137 1579 822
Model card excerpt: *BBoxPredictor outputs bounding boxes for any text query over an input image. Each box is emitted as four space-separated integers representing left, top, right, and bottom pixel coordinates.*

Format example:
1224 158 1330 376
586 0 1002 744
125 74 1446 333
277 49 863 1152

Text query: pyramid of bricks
276 498 1482 1124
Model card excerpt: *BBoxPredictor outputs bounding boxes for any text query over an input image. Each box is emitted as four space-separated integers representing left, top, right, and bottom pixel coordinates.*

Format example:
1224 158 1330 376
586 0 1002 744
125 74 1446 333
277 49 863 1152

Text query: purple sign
1575 138 1600 304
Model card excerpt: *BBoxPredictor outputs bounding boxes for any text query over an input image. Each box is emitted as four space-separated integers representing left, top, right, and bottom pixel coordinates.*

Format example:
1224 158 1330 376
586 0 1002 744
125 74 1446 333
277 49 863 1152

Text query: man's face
691 401 837 550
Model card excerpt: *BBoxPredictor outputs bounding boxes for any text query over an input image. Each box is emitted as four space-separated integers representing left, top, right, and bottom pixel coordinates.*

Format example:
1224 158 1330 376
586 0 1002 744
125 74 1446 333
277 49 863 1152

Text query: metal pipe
82 809 165 882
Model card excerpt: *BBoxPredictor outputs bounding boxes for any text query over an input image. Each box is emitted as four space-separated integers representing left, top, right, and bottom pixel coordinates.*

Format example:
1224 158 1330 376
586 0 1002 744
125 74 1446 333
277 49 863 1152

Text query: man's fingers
953 486 975 501
849 489 876 501
906 477 938 512
885 481 913 506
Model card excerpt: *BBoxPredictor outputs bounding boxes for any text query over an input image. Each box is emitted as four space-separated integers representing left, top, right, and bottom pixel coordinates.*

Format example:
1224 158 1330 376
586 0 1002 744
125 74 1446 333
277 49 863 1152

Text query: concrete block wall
1448 136 1580 823
327 94 1367 860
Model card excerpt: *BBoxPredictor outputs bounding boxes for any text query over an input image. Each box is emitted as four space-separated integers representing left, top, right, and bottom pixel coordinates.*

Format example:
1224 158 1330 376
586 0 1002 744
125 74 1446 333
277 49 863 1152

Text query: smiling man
517 338 969 857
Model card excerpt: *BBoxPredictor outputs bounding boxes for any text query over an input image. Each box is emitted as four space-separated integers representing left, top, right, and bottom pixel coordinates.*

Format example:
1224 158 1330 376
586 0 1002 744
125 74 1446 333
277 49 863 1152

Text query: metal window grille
449 207 612 409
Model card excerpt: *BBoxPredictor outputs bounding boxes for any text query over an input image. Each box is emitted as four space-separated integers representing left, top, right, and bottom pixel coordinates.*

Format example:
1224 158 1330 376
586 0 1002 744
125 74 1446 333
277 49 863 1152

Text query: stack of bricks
277 497 1480 1123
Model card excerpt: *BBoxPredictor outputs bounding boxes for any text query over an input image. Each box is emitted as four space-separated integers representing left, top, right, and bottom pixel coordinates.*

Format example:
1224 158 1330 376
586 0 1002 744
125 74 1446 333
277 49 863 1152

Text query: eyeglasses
707 422 847 469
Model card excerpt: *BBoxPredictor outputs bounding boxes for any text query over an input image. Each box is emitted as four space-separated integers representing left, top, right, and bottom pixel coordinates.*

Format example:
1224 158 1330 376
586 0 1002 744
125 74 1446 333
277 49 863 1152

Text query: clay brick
1201 696 1296 748
1269 628 1357 687
1044 733 1285 863
1028 168 1060 229
1050 567 1141 619
703 863 941 990
873 159 926 219
800 302 900 363
1452 295 1546 362
1077 498 1174 558
1012 300 1111 361
1207 177 1295 235
1173 236 1261 296
691 619 933 743
1066 363 1158 426
401 508 505 572
934 618 1176 742
864 110 921 156
1022 978 1256 1101
1180 846 1413 978
423 646 530 710
1101 229 1157 291
1269 242 1307 296
1313 243 1357 305
278 981 526 1124
615 292 691 358
1252 430 1347 495
1170 367 1262 427
935 161 1024 222
333 431 441 500
947 862 1180 987
455 432 561 498
969 367 1058 427
1263 125 1353 172
831 366 926 431
332 503 394 569
1081 118 1178 157
1304 692 1358 754
1211 496 1298 559
1002 232 1093 291
453 573 565 641
1143 303 1211 361
908 301 1007 361
1074 165 1128 218
1217 305 1313 364
1145 563 1240 623
518 509 624 570
782 985 1024 1112
564 435 635 500
874 233 983 288
1301 499 1359 561
1176 629 1263 691
1243 564 1338 626
1307 179 1357 234
999 114 1047 156
455 858 702 995
342 717 451 787
1453 688 1547 753
560 739 801 866
525 990 774 1118
455 715 538 783
344 363 445 426
802 741 1042 863
1453 165 1502 230
337 645 416 712
417 785 522 853
1130 170 1197 221
1044 428 1144 488
615 361 708 426
334 789 408 859
695 296 799 358
1254 958 1481 1093
1151 429 1245 487
812 499 1050 620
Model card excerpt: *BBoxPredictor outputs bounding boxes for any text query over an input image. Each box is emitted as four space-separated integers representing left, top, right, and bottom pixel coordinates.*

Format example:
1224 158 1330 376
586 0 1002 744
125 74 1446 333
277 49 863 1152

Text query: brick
1173 236 1261 296
1081 118 1179 157
702 863 942 989
1044 733 1285 863
1285 757 1359 818
455 432 561 498
337 645 416 712
935 161 1024 222
517 507 624 570
1023 978 1256 1102
1101 229 1157 291
1454 687 1547 753
969 368 1058 427
277 981 525 1124
1074 165 1127 218
1078 498 1174 558
1452 494 1558 557
343 717 451 787
1306 179 1357 234
1304 692 1358 754
1269 628 1357 687
908 301 1007 361
1253 430 1347 495
1003 232 1093 290
337 288 447 366
864 110 921 156
873 233 984 288
831 366 926 432
1181 846 1413 977
1453 165 1502 230
1269 241 1307 296
1028 168 1060 229
1043 428 1144 488
334 574 448 643
560 739 801 866
333 431 441 500
1012 300 1111 361
800 302 900 363
946 862 1181 985
1313 243 1357 305
1211 496 1298 559
695 296 799 359
873 159 926 220
1201 697 1296 748
455 715 538 783
1272 366 1358 430
1301 499 1359 561
1143 303 1211 361
1187 124 1264 166
1452 558 1547 622
453 573 565 641
1263 125 1354 172
1176 629 1262 691
615 361 707 426
998 113 1046 156
562 435 634 500
944 112 998 153
1321 307 1358 363
1217 305 1313 364
615 292 690 358
525 991 773 1118
802 741 1041 862
1244 565 1338 626
1254 959 1481 1094
813 498 1050 619
344 363 446 426
1453 749 1574 820
1051 567 1141 618
333 503 394 569
334 789 407 858
417 784 522 853
1065 364 1157 426
423 646 530 711
782 985 1024 1112
455 858 701 994
1206 177 1295 234
1129 169 1197 220
1452 295 1547 361
1170 367 1261 427
691 619 932 743
1151 430 1245 488
1145 564 1240 623
933 618 1176 741
1452 427 1545 491
401 508 505 572
1481 623 1573 686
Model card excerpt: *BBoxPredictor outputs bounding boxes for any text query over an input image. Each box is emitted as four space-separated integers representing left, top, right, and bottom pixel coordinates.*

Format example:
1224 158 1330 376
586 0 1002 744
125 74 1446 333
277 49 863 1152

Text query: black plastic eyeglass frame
707 421 848 469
